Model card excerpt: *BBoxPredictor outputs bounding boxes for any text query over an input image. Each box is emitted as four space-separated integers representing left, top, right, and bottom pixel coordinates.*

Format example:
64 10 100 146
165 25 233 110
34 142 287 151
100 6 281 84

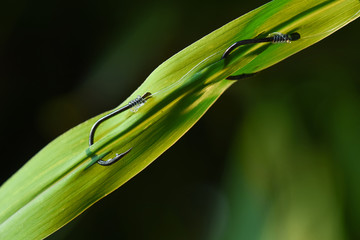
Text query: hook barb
97 148 132 166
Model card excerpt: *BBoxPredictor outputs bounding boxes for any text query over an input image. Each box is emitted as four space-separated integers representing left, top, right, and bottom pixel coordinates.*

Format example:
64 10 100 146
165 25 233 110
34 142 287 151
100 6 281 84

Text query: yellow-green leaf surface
0 0 359 239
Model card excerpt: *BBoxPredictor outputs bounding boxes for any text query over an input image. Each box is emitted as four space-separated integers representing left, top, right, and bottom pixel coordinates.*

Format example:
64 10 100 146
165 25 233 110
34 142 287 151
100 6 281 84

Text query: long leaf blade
0 0 359 239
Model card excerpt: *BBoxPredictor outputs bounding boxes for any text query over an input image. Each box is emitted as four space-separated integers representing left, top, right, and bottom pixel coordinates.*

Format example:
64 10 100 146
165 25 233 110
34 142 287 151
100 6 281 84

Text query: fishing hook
89 92 152 166
222 32 300 80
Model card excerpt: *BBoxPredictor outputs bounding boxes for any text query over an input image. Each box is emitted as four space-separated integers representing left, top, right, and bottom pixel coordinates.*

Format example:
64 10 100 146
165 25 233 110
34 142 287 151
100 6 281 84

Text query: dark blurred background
1 0 359 239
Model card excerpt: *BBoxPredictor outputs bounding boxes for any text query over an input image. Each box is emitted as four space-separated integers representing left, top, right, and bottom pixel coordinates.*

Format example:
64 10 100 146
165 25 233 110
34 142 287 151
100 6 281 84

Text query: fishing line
301 9 360 40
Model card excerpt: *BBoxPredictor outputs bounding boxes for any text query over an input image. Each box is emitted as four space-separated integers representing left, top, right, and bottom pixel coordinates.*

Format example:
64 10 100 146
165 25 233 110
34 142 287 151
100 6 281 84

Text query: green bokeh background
0 0 359 239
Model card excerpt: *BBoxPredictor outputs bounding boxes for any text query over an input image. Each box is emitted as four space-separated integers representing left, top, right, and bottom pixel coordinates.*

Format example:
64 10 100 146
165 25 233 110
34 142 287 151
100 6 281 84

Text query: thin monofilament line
150 51 221 97
152 32 301 97
301 9 360 40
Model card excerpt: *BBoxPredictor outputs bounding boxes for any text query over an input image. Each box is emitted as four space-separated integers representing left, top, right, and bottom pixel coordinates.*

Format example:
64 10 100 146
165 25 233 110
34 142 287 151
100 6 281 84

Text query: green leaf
0 0 359 239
